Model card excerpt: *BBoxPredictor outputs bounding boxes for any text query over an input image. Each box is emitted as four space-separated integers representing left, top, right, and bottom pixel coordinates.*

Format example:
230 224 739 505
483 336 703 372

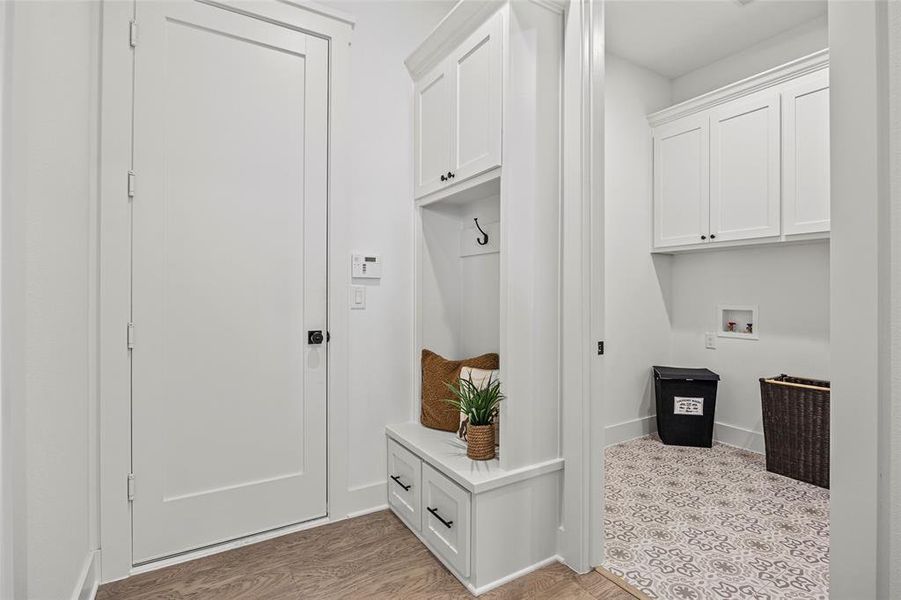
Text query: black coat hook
474 218 489 246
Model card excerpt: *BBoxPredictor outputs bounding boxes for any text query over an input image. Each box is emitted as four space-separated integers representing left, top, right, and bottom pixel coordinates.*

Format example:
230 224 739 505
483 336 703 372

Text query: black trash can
653 366 720 447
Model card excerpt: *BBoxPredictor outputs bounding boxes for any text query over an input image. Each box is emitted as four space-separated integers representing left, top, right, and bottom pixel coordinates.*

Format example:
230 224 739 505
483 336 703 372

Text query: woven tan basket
467 425 495 460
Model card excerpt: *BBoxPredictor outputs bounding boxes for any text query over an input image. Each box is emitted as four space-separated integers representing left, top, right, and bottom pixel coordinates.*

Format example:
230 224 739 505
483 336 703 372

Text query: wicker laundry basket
759 375 830 488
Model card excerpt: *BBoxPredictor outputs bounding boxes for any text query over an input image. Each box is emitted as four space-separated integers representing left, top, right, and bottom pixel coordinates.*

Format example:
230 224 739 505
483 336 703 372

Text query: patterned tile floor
603 435 829 600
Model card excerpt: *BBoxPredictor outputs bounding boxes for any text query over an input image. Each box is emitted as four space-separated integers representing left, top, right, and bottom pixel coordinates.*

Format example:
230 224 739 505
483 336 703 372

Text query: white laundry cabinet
651 51 830 252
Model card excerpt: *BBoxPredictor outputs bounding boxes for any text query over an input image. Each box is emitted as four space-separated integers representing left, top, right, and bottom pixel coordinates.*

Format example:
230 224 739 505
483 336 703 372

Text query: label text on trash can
674 396 704 416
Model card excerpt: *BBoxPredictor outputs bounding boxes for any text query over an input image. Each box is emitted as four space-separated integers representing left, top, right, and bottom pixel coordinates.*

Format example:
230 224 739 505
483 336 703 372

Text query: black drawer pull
390 475 411 491
427 506 453 529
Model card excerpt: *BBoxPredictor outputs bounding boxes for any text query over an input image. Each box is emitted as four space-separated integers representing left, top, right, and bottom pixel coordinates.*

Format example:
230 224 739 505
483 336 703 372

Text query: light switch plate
350 285 366 310
705 332 717 349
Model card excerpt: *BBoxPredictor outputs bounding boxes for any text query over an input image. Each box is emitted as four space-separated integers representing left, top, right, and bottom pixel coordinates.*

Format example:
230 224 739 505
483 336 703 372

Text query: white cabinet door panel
782 69 830 235
451 11 503 182
415 61 452 199
421 463 471 578
653 114 710 248
710 90 781 241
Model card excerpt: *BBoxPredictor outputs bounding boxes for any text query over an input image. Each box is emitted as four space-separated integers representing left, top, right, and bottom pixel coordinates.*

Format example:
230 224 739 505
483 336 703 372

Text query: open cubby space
418 189 501 362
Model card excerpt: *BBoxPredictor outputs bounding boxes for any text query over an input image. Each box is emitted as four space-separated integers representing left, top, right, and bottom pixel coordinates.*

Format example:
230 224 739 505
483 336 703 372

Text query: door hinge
127 170 136 199
127 322 135 350
127 473 135 501
597 341 605 355
129 20 138 48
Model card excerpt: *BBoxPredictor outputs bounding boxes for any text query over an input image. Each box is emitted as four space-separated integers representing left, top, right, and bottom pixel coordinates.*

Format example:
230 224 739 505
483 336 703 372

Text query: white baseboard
470 555 562 596
714 421 765 454
72 550 99 600
605 415 657 447
345 503 388 520
343 480 387 517
605 416 765 454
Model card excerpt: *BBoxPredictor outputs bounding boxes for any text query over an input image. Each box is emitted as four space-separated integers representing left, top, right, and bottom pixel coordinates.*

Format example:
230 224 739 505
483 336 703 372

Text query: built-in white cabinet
413 11 503 200
398 1 564 594
652 114 710 248
710 89 781 242
385 423 562 595
782 69 830 235
649 51 830 252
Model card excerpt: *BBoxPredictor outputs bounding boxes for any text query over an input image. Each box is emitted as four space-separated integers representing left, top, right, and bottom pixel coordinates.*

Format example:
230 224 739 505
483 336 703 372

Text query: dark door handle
308 330 324 344
390 475 411 491
427 506 453 529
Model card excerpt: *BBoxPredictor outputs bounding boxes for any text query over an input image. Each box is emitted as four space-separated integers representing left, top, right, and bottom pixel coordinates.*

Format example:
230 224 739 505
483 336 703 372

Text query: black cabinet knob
710 234 716 239
440 174 447 182
447 171 455 179
701 235 707 240
308 330 324 345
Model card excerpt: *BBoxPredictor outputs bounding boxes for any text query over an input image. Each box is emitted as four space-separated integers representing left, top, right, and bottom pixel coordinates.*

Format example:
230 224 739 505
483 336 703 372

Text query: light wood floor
97 510 636 599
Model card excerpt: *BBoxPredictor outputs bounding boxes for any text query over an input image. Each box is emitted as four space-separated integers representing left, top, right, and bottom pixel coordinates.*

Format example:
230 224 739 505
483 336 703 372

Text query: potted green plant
444 374 504 460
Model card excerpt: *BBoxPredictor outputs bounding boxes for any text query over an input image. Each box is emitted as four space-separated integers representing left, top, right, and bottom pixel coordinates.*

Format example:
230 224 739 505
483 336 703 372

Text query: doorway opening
601 1 831 597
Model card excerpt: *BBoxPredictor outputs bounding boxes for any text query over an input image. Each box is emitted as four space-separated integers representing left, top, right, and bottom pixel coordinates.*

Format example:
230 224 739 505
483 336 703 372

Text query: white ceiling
605 0 827 79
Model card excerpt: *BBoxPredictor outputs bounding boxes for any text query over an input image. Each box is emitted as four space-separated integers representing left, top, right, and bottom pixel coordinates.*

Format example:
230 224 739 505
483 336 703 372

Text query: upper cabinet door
782 69 830 235
653 114 710 248
710 90 781 242
450 11 503 182
414 60 452 199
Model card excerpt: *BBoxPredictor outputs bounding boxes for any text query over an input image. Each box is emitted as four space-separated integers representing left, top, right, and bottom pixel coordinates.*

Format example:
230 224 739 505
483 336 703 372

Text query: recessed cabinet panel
415 62 452 199
421 463 471 578
782 69 830 235
452 11 503 182
387 439 422 532
710 90 781 242
653 115 710 248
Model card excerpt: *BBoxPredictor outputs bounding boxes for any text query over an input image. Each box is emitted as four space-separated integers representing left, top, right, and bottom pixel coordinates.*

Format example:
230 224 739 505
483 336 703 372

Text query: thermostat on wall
352 254 382 279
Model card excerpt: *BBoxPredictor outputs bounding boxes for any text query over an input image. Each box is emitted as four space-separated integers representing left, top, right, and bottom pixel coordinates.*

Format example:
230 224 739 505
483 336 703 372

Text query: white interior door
710 90 781 242
131 1 328 563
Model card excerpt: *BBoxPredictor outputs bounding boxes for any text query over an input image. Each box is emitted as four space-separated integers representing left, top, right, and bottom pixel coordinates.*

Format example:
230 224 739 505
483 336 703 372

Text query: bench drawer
421 462 471 577
387 438 422 531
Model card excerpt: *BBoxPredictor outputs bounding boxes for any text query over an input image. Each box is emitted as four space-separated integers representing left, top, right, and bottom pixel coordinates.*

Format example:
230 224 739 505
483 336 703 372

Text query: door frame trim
97 0 354 583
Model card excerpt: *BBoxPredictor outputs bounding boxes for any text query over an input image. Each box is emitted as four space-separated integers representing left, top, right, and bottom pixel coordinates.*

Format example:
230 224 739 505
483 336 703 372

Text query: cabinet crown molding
404 0 566 79
648 49 829 127
406 1 503 79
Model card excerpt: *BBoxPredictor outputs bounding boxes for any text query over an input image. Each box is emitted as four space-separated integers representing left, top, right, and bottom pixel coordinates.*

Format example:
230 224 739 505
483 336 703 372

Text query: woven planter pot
467 424 496 460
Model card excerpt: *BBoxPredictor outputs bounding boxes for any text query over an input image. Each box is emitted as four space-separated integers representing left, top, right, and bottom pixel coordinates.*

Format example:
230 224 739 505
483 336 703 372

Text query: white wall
879 2 901 597
890 3 901 597
4 2 100 598
603 54 673 444
670 243 830 452
0 3 9 597
671 16 827 103
828 1 889 596
328 0 452 505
